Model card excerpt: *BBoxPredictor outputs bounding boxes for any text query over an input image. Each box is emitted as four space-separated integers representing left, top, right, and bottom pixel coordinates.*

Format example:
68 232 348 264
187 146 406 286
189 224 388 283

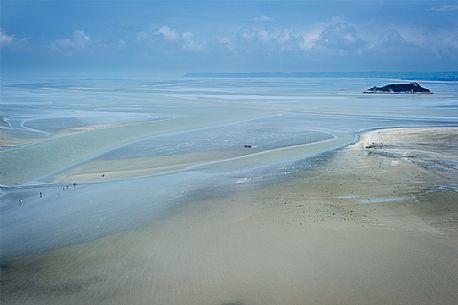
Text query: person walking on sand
19 199 23 206
39 192 42 198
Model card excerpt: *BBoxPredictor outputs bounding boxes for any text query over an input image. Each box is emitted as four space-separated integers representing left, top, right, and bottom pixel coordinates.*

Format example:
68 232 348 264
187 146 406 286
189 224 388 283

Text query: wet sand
49 131 353 183
2 127 458 305
0 107 267 185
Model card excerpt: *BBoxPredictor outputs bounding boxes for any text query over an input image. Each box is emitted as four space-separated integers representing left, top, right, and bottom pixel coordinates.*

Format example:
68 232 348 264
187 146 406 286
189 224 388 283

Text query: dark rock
364 82 432 94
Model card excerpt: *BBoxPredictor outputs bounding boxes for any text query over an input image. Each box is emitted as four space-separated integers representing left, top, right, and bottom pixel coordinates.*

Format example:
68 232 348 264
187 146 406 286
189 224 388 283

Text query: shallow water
1 77 457 257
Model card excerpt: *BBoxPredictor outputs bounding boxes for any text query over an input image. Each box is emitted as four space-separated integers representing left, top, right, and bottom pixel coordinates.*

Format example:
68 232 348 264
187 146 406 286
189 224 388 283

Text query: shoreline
2 127 457 305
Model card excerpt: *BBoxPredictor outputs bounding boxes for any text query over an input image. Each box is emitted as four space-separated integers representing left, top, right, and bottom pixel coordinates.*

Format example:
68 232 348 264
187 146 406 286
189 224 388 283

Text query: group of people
18 182 79 206
17 172 107 207
62 182 78 192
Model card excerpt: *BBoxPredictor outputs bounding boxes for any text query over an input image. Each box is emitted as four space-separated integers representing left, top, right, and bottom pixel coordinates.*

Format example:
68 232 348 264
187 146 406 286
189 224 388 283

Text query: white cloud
223 26 301 51
138 25 206 51
298 26 325 50
238 27 256 40
235 27 291 45
251 15 273 22
0 29 13 47
315 18 367 52
142 18 457 59
181 32 205 51
430 4 458 12
50 30 92 51
397 26 458 54
157 26 178 41
220 18 367 54
257 29 270 42
275 29 292 43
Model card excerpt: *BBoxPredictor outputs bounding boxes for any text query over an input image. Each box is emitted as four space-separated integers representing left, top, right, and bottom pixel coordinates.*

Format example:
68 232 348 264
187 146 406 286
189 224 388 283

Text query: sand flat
2 127 457 305
49 131 354 183
0 109 264 185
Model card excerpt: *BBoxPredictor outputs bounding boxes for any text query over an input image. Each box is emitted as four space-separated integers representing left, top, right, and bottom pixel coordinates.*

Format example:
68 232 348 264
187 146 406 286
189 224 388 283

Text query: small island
363 82 432 94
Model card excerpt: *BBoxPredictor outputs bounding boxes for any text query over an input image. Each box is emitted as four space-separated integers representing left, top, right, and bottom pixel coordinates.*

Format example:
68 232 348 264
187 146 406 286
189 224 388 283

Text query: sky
1 0 458 75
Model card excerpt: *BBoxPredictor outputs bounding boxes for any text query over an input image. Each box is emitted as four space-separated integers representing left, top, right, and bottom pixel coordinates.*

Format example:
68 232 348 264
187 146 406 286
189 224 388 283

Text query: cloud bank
50 30 92 52
137 25 205 51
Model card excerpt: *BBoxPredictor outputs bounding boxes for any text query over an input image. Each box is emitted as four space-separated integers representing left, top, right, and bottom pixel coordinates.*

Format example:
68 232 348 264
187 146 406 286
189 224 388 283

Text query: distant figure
66 185 69 190
244 144 252 149
19 199 23 206
101 173 105 178
63 187 66 191
73 183 77 187
39 192 43 198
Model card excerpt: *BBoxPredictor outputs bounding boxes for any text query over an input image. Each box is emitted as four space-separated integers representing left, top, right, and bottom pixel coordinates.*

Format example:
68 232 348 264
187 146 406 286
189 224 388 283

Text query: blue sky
1 0 458 75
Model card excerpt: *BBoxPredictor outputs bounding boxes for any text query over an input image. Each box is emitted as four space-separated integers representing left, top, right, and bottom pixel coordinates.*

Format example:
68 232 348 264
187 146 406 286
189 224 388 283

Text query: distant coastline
184 71 458 81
